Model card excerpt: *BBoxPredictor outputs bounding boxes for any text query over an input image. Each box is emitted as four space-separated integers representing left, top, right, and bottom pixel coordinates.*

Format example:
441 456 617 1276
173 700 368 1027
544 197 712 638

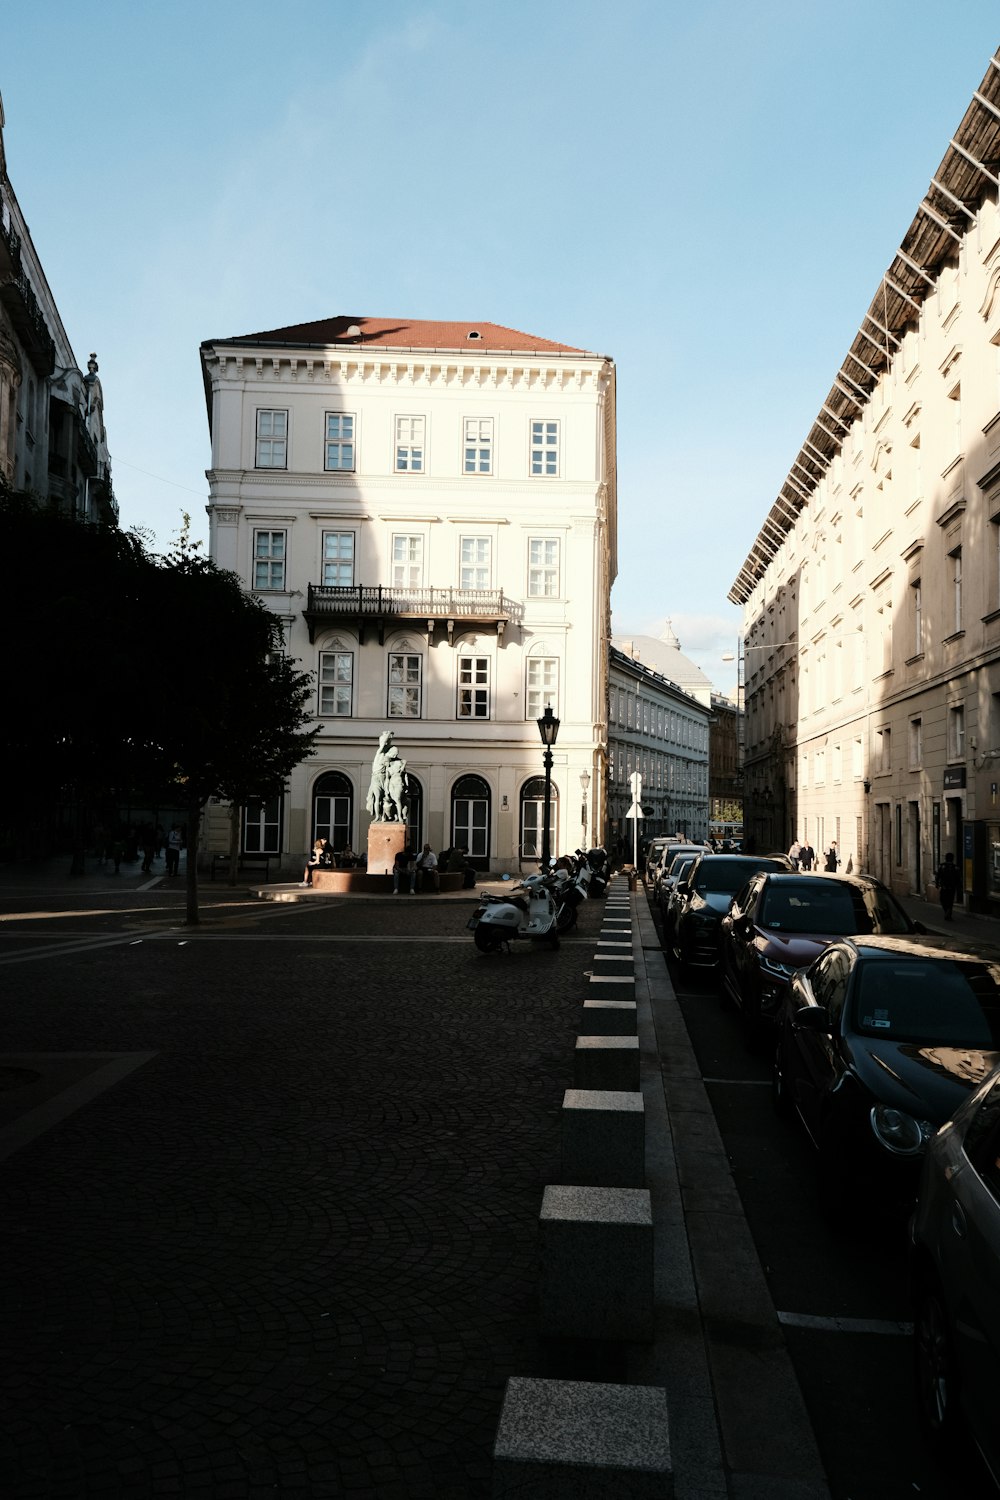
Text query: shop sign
943 766 967 789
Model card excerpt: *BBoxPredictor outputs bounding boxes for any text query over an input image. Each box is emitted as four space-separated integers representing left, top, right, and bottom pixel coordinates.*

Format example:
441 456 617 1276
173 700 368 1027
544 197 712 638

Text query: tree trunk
185 794 202 925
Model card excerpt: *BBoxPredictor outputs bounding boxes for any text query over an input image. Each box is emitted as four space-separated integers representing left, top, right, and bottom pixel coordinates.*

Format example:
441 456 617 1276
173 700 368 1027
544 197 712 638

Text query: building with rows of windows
729 49 1000 909
606 627 712 848
199 315 616 872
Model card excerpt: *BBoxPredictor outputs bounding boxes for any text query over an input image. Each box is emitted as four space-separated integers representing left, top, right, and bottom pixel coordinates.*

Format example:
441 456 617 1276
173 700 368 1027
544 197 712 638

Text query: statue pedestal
368 821 408 876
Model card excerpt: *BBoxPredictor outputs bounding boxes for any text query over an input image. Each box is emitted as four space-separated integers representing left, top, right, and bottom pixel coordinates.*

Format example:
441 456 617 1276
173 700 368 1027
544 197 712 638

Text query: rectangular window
321 531 355 587
530 419 559 477
875 727 891 774
526 657 559 719
388 653 422 717
395 415 425 472
912 578 923 656
458 656 490 718
460 536 491 590
392 534 423 589
949 704 965 761
319 652 354 716
832 743 842 783
253 529 286 589
464 417 493 475
909 718 922 768
815 749 826 785
951 547 963 634
324 413 355 471
255 409 287 468
528 536 560 597
853 737 863 780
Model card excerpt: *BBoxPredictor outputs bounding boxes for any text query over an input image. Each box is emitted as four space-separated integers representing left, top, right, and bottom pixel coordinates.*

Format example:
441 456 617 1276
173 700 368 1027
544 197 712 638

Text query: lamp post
580 768 591 846
537 704 560 867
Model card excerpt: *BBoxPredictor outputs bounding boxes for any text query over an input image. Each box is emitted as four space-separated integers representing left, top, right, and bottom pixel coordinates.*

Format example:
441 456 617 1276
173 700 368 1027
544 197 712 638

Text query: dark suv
719 871 920 1032
671 854 789 973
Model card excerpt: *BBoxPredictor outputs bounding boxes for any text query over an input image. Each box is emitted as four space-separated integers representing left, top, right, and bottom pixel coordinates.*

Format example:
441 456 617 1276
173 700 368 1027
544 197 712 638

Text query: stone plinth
561 1089 645 1187
367 821 408 876
581 999 637 1035
493 1377 671 1498
538 1185 654 1342
574 1035 640 1091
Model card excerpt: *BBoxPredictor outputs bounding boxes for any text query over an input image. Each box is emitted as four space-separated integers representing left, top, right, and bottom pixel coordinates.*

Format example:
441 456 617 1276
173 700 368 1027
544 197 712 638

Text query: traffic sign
625 802 644 820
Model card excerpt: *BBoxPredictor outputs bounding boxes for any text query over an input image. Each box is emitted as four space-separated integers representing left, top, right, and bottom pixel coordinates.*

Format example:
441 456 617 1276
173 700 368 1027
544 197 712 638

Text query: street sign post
627 773 643 870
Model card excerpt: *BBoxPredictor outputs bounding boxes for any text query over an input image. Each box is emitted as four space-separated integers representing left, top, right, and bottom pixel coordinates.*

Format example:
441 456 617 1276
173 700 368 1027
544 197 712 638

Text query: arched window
312 771 353 852
405 773 423 851
520 775 559 864
452 774 491 869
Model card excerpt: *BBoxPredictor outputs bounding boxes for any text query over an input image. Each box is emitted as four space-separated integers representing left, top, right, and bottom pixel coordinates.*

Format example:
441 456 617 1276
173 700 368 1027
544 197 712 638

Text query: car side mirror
793 1004 832 1033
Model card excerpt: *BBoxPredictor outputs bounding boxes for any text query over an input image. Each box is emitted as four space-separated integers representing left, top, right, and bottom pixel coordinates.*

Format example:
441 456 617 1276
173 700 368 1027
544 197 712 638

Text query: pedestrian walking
935 852 960 919
140 823 156 874
165 824 184 877
824 842 840 872
787 839 801 870
799 842 815 870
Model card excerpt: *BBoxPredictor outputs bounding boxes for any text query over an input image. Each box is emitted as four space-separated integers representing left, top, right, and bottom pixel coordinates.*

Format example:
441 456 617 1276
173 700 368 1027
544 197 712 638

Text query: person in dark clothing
935 852 960 919
799 843 815 871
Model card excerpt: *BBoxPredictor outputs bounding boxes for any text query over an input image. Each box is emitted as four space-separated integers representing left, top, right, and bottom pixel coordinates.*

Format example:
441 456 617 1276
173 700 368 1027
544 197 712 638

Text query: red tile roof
223 316 590 355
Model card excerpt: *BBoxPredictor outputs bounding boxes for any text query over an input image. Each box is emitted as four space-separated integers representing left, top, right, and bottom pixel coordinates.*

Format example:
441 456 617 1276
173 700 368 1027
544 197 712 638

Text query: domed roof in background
611 619 713 706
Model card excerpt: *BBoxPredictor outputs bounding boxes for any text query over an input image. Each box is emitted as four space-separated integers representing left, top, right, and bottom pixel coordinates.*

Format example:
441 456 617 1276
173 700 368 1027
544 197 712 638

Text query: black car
720 871 920 1034
772 934 1000 1215
670 854 789 973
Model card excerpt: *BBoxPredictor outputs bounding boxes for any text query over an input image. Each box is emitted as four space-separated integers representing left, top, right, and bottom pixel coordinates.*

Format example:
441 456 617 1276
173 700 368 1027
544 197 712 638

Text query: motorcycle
582 846 610 898
468 871 562 952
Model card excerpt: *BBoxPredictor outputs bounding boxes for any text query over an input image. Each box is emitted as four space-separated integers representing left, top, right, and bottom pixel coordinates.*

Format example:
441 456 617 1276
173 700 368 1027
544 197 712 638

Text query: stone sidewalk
0 865 828 1497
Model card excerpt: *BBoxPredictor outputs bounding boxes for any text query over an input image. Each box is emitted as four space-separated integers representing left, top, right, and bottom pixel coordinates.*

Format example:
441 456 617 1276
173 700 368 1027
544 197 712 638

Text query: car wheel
474 925 504 954
914 1274 962 1459
771 1031 793 1117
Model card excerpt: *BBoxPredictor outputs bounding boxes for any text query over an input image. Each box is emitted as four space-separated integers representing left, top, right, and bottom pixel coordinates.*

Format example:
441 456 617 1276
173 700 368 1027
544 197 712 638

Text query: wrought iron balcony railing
304 583 521 644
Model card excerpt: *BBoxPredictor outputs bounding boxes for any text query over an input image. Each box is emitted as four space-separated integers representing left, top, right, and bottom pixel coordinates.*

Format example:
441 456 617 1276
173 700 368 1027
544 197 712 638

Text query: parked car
652 841 709 903
659 851 702 941
772 934 1000 1216
910 1064 1000 1486
720 871 921 1034
671 853 789 973
643 837 674 883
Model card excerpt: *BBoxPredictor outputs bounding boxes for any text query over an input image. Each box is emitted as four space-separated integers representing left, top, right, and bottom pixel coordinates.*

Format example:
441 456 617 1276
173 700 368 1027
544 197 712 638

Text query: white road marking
778 1311 913 1336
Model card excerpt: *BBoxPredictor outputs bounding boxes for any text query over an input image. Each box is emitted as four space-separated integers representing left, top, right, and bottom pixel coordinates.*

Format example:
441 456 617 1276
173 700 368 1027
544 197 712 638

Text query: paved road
0 874 603 1498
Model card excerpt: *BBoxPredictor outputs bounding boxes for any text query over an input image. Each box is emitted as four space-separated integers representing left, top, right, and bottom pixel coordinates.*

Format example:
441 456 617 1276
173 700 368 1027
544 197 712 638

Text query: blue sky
4 1 999 697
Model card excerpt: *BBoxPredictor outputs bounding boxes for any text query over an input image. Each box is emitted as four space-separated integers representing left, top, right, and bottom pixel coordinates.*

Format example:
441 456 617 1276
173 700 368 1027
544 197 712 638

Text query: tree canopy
2 484 318 915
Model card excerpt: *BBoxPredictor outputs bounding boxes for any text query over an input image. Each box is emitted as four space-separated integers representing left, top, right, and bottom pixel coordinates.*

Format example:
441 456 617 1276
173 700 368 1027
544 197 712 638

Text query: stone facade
200 316 616 872
729 52 1000 908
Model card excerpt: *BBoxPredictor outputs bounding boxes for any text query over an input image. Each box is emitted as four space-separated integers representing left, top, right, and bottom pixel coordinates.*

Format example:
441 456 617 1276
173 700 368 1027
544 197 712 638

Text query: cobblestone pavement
0 881 607 1498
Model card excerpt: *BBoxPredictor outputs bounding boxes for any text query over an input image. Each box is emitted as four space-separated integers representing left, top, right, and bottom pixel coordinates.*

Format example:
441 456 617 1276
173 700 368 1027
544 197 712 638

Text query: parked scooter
550 855 591 932
468 871 561 952
583 846 610 898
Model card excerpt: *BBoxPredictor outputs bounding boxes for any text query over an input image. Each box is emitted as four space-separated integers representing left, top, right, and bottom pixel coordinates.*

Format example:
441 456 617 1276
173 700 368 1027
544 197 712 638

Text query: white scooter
468 872 561 953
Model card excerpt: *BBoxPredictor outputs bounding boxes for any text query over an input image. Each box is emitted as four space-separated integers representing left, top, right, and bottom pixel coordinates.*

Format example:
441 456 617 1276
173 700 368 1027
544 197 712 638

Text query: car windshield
693 858 779 895
853 957 1000 1046
758 883 913 936
668 853 695 877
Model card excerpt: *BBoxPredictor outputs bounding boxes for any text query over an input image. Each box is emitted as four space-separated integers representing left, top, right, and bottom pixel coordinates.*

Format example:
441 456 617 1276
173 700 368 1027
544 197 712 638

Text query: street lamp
537 704 560 867
580 768 591 844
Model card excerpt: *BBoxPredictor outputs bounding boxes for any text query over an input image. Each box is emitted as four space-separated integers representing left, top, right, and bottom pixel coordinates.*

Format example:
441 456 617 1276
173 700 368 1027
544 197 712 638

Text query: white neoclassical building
199 315 617 872
729 49 1000 910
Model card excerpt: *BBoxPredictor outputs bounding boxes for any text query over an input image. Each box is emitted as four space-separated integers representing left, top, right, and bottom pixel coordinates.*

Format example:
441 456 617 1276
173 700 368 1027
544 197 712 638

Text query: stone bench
538 1184 654 1342
493 1376 672 1497
561 1089 644 1187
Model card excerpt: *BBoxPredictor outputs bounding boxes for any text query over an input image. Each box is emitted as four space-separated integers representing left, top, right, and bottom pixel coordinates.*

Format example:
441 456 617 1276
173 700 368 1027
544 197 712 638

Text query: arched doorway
312 772 353 852
452 774 491 870
519 775 558 865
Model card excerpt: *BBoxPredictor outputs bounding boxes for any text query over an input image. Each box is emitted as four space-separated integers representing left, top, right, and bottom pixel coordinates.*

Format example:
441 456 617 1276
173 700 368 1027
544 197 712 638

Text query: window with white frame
530 419 559 476
388 653 422 717
526 656 559 719
950 546 963 634
255 409 287 468
528 537 560 597
911 578 923 656
875 727 891 774
815 749 826 784
392 534 423 589
852 737 863 779
458 655 490 718
395 416 425 472
464 417 493 475
948 704 965 761
322 531 355 587
324 413 355 471
253 529 286 589
460 536 491 590
909 717 922 768
319 652 354 716
832 742 842 783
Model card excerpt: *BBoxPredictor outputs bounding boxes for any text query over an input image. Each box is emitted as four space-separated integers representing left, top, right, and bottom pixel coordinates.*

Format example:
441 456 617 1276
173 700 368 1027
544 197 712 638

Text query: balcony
304 583 521 644
0 269 56 375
